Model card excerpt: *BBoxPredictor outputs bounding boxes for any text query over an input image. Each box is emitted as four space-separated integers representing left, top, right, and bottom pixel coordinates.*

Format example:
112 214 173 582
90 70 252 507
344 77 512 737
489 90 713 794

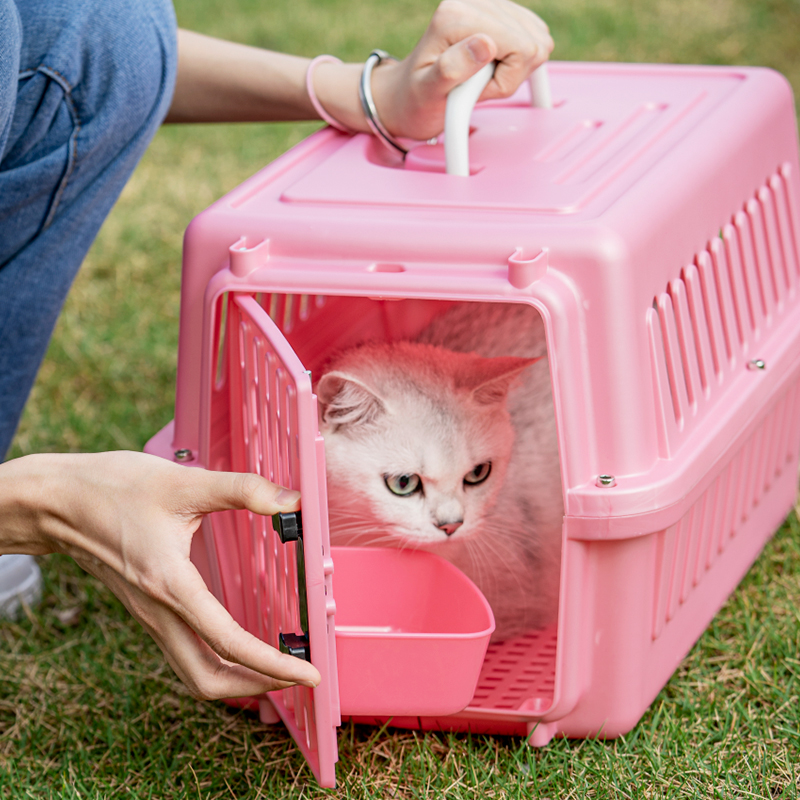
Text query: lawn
3 0 800 797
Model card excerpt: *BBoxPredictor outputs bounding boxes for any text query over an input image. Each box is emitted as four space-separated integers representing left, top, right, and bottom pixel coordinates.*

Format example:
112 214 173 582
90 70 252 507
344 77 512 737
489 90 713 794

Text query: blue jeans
0 0 178 458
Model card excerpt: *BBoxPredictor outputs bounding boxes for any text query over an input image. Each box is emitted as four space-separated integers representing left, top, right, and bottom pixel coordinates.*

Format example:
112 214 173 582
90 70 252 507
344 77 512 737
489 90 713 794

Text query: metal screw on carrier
596 474 617 488
174 448 194 462
747 359 766 371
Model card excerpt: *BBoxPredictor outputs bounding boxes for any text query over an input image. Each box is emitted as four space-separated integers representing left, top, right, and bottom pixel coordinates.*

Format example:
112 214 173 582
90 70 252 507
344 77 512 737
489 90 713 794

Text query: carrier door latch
272 510 312 662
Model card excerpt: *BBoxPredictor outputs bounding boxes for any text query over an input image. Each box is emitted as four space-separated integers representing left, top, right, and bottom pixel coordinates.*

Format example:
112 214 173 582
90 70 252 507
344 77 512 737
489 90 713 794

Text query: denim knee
1 0 178 262
0 0 178 456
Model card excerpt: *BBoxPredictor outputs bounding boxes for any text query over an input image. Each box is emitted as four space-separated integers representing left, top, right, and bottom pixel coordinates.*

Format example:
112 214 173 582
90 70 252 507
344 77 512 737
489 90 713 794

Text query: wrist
306 55 406 140
313 58 403 139
0 455 62 556
312 61 368 133
367 57 405 139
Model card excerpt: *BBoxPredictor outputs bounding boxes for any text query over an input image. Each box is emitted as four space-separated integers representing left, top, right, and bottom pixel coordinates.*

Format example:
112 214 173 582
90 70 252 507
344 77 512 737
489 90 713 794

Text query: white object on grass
0 554 42 620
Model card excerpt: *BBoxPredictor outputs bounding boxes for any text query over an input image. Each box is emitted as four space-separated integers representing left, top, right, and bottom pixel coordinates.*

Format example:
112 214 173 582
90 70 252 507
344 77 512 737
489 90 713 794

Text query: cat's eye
384 473 422 496
464 462 492 486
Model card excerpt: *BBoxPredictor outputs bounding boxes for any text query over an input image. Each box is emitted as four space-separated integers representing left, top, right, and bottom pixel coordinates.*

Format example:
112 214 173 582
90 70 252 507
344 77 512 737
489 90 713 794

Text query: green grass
4 0 800 796
2 519 799 798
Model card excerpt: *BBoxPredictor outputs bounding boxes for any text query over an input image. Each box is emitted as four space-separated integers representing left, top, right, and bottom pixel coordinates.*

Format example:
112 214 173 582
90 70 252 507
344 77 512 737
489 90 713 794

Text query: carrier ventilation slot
261 292 326 335
649 163 800 449
466 625 557 714
212 294 326 398
651 376 800 640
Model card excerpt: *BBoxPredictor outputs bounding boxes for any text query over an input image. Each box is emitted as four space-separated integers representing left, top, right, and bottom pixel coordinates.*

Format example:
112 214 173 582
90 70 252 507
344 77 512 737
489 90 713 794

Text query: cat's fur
316 302 563 641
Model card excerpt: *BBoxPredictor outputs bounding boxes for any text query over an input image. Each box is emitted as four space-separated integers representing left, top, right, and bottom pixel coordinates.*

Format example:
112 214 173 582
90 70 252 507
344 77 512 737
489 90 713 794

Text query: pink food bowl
332 546 495 717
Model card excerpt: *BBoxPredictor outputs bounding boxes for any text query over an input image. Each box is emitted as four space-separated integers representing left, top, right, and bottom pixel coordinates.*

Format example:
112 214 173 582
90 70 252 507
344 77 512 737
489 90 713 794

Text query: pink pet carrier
146 61 800 787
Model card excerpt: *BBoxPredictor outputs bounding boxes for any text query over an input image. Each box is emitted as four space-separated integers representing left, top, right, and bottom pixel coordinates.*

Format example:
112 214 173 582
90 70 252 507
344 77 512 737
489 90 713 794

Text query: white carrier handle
445 62 552 176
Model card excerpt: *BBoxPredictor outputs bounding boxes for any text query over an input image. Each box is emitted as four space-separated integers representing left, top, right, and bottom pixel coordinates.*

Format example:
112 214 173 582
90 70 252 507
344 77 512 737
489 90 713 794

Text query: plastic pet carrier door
221 293 340 786
205 292 500 788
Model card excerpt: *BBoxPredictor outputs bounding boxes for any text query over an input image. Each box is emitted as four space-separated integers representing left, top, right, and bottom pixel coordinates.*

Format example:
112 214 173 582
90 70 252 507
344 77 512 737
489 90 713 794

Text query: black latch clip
272 510 311 663
279 632 311 661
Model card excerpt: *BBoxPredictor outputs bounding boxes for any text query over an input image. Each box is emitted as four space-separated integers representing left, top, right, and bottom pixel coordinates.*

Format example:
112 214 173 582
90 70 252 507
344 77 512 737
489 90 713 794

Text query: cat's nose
437 521 463 537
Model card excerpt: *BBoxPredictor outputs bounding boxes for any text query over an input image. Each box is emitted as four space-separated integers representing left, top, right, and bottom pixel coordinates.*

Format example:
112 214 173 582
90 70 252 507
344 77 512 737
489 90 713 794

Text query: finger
78 550 320 699
166 563 321 688
182 469 301 518
421 3 552 102
486 32 552 100
144 610 303 700
492 0 551 39
430 33 497 93
428 0 551 64
489 52 538 100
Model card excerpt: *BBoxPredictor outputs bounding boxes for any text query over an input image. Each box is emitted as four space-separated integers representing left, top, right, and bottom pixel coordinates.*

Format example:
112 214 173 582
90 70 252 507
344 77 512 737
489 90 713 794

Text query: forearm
0 455 59 556
165 29 373 131
0 454 118 562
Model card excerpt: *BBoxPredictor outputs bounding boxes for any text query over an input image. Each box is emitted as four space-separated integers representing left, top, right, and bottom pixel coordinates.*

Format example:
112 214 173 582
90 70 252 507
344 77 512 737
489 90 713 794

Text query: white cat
316 302 563 641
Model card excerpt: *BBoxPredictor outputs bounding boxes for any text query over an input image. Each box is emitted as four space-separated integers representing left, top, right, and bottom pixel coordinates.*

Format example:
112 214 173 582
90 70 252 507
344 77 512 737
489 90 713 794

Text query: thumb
432 34 497 95
188 469 301 517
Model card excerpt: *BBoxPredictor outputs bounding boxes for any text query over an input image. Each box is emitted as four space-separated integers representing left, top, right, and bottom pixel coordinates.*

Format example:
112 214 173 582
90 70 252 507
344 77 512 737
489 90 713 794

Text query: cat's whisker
331 527 399 548
462 529 530 608
327 512 416 550
462 537 492 594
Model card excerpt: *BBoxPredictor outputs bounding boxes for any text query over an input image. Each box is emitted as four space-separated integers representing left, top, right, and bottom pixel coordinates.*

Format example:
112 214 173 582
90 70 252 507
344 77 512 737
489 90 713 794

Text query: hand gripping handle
444 63 552 176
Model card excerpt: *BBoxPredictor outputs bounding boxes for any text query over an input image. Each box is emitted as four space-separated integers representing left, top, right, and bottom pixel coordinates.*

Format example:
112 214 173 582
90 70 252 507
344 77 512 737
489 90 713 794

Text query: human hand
372 0 553 140
0 451 321 699
168 0 551 140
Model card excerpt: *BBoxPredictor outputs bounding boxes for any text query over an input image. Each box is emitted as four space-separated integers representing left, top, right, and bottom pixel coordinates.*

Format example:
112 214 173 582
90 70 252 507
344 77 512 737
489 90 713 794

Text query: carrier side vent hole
367 262 406 273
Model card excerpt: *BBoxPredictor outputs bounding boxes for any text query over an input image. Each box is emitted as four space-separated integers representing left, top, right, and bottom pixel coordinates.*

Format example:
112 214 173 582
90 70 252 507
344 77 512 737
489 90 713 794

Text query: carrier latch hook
273 510 312 662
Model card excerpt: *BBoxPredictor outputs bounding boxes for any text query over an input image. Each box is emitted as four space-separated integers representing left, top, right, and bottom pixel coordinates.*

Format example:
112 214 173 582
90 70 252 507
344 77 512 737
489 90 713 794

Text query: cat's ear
317 371 387 431
458 356 541 405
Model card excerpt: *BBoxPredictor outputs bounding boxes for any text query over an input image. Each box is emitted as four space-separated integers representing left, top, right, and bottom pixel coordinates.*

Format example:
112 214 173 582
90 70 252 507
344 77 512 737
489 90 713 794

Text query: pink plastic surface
145 61 800 786
226 294 338 786
332 547 494 717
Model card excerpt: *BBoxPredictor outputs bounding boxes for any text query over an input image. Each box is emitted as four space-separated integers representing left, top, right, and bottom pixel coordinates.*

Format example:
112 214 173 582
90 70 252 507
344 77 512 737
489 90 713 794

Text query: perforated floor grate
466 625 557 713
